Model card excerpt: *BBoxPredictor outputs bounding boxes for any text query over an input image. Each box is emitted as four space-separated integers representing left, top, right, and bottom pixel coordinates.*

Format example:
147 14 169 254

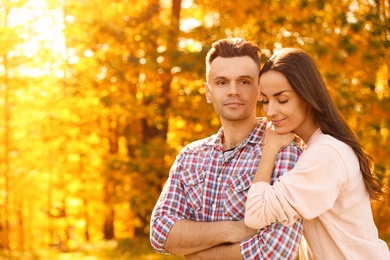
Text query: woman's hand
263 122 295 151
253 122 296 184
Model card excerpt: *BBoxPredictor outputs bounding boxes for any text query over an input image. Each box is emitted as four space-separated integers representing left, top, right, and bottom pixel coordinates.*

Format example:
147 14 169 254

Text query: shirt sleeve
241 220 304 259
241 143 304 259
149 158 186 254
245 141 347 229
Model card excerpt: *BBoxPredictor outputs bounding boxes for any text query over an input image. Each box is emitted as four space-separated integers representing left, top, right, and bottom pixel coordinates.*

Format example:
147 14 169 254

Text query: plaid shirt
150 118 303 259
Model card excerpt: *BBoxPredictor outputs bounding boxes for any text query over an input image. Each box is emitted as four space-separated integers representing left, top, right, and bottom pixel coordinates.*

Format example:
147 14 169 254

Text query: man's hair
260 47 384 201
205 38 261 81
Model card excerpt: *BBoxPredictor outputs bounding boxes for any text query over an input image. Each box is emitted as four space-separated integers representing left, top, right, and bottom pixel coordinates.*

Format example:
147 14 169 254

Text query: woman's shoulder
313 131 350 147
308 131 355 160
299 131 353 186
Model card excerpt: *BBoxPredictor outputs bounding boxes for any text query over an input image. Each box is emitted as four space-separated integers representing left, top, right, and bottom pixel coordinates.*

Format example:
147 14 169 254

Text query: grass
0 237 184 260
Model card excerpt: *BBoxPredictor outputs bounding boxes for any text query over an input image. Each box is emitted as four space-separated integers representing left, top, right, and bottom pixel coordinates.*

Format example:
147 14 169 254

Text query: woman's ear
257 92 263 102
204 83 212 103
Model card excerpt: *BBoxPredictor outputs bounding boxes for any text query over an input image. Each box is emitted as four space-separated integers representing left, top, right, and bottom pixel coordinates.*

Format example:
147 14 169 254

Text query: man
150 38 303 259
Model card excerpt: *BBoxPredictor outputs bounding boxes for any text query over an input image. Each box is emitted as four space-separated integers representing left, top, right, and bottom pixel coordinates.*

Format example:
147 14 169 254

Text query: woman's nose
265 102 277 117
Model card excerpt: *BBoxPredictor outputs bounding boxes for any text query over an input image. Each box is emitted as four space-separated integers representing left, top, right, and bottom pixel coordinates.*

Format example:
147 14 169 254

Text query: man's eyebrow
238 75 255 80
212 76 228 81
260 90 292 97
212 75 255 80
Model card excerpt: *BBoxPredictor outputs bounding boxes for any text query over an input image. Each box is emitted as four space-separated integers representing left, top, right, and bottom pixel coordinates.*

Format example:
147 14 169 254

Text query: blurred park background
0 0 389 259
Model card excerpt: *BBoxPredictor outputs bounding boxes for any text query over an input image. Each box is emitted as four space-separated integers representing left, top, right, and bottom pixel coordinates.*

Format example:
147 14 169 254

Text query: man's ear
204 83 212 103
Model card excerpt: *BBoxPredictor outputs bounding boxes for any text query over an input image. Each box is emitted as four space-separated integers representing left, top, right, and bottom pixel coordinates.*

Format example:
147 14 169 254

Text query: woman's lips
272 119 284 126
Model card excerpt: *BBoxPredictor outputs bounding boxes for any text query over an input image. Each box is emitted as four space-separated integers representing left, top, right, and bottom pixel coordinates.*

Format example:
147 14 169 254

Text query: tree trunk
0 0 12 250
133 0 182 237
102 115 119 240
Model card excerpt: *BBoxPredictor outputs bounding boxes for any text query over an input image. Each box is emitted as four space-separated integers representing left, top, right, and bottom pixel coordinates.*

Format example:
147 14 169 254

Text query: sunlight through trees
0 0 389 258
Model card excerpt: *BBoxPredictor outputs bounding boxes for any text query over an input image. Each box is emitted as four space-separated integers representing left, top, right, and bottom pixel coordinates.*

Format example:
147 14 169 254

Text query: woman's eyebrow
260 90 291 97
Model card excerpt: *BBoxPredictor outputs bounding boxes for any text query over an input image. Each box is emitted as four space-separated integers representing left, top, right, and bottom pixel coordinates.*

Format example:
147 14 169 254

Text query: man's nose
228 83 239 96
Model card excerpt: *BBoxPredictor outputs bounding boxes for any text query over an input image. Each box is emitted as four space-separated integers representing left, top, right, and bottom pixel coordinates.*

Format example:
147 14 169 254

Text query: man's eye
261 100 269 104
240 80 250 85
279 100 288 104
217 81 227 85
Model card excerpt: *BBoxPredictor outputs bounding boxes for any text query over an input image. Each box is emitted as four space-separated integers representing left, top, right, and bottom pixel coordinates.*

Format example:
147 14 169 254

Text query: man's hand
228 220 258 243
185 243 243 260
183 221 256 260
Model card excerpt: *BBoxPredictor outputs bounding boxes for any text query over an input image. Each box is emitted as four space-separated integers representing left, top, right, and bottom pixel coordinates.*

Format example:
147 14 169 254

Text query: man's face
205 56 261 123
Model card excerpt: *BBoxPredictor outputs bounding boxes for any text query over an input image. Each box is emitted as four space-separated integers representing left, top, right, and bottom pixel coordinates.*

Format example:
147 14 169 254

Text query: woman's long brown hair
260 48 384 200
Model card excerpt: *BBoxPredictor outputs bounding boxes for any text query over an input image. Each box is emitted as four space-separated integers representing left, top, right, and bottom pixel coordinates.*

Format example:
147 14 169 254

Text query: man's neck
221 117 258 151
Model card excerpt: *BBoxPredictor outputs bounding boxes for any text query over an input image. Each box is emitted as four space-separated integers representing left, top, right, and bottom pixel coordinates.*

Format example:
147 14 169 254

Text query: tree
0 0 388 254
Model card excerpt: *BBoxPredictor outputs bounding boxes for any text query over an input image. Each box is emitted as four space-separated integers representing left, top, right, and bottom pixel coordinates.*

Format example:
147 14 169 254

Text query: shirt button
188 180 194 185
219 154 223 158
212 204 216 209
237 185 242 190
217 177 222 182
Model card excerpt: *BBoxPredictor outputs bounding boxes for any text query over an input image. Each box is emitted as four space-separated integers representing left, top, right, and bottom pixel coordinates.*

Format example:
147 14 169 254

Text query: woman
244 48 390 259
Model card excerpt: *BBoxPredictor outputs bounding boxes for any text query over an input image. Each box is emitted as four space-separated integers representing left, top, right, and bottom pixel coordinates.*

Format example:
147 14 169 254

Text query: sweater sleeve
245 139 347 229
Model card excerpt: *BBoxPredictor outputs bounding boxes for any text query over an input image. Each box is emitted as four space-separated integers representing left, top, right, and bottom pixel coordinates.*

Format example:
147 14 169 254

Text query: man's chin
223 115 249 122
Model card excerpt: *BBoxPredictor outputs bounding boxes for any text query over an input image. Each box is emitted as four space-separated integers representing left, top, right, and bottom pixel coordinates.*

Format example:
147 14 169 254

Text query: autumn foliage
0 0 389 256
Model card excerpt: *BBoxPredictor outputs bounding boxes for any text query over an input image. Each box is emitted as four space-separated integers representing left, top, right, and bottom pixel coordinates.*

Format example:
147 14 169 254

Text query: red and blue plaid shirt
150 118 303 259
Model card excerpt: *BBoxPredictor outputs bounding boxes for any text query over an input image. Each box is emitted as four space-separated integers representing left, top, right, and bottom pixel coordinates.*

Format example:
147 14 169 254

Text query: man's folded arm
160 218 256 255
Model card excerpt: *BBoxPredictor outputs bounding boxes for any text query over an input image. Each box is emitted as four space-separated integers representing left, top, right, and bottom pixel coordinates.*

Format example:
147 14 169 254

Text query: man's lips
224 101 244 108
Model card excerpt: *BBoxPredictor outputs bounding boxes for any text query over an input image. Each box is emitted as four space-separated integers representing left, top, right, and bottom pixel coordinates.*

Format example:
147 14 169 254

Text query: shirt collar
204 117 268 149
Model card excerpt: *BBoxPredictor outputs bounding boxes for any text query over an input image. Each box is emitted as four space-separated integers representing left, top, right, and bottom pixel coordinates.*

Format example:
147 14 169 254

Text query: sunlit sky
11 0 200 49
9 0 65 58
7 0 205 76
4 1 63 78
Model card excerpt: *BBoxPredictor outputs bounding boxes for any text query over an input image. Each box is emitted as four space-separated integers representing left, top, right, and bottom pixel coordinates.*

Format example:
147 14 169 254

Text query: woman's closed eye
261 99 288 104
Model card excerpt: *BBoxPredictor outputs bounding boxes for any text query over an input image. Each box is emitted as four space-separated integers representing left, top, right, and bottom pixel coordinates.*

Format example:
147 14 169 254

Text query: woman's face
259 70 314 140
